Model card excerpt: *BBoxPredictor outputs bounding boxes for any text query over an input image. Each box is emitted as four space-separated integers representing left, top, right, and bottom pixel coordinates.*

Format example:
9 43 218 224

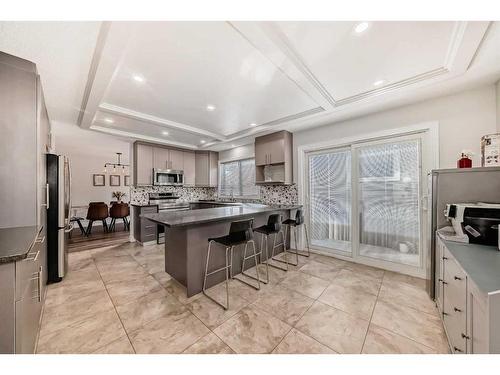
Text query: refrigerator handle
41 183 49 209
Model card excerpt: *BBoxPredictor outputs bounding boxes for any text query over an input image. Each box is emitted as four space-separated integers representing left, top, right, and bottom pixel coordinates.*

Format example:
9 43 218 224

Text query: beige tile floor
36 242 450 354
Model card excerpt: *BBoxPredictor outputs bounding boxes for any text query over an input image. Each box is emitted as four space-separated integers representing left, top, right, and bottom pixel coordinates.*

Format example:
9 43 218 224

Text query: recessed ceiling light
162 131 169 136
200 140 206 144
206 105 216 112
249 123 257 127
373 79 385 87
132 75 145 83
354 22 369 34
104 118 114 124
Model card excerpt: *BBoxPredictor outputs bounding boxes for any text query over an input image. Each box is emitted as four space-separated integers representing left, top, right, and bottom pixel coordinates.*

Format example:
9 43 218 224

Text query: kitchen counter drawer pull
454 276 462 280
461 333 470 340
442 256 448 260
442 311 449 316
454 307 462 312
453 346 463 353
26 250 40 262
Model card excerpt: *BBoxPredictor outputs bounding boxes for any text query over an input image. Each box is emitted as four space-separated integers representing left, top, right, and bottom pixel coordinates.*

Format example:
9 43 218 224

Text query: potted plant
112 191 127 203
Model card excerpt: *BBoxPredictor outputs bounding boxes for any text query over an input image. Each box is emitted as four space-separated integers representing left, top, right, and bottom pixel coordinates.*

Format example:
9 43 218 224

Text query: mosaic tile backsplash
130 184 297 206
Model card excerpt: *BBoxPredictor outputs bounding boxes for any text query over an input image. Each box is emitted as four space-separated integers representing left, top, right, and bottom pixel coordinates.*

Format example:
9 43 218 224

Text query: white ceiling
1 21 499 151
0 21 101 125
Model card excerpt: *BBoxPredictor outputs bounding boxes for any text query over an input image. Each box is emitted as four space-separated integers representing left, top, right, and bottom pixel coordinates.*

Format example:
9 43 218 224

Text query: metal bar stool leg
295 223 311 258
235 240 262 290
268 231 291 270
272 228 298 267
257 233 270 284
203 241 230 310
293 226 299 264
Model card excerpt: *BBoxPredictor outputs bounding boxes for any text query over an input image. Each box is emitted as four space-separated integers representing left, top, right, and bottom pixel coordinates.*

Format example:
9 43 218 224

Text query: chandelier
103 152 130 173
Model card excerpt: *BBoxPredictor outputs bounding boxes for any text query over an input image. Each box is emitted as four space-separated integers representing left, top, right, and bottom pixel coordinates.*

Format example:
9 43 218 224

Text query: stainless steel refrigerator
427 166 500 299
46 153 72 283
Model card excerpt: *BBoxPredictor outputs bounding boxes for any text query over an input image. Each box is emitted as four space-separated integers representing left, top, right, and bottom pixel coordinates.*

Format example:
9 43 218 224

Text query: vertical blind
219 158 259 197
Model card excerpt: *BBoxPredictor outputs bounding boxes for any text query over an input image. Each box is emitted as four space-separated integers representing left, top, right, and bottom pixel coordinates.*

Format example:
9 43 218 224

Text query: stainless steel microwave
153 169 184 186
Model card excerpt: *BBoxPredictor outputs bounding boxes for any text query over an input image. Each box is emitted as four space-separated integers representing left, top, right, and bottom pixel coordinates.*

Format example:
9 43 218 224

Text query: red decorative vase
457 156 472 168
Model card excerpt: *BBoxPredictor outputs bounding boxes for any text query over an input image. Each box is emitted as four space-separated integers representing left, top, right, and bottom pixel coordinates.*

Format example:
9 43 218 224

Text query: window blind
219 158 259 197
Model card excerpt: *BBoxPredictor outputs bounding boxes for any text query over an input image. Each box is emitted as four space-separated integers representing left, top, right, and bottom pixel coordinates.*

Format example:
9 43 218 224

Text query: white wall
293 85 498 177
497 80 500 132
52 122 131 207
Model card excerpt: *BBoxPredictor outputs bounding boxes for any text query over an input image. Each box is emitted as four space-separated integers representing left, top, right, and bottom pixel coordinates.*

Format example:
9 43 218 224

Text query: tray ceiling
2 21 495 150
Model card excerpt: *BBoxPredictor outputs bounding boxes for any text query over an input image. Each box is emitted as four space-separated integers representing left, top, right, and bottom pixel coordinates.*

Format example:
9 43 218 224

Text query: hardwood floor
68 223 131 253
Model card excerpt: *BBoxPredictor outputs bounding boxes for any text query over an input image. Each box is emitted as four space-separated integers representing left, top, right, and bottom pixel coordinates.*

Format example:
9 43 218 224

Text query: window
219 158 259 197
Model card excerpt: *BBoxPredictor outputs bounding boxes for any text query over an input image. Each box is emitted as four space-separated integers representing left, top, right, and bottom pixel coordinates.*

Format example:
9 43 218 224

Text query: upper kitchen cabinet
134 141 217 187
183 151 196 186
134 143 154 185
254 130 293 184
152 146 169 170
0 51 51 228
195 151 218 187
152 146 183 171
169 149 184 170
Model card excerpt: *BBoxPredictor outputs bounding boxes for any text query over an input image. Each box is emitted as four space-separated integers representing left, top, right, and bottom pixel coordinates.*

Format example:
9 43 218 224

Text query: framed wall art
93 174 105 186
110 175 121 186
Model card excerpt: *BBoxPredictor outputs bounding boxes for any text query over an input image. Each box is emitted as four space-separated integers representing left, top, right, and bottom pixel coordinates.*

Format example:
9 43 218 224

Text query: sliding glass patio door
306 134 424 273
308 149 352 255
355 139 421 267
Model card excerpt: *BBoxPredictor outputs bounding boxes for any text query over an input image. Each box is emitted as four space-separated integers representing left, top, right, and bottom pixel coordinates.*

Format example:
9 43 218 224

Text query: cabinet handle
31 266 42 302
442 256 448 260
461 333 470 340
438 278 443 283
454 276 462 280
27 250 40 262
442 311 449 316
442 281 448 285
453 346 463 353
454 307 462 312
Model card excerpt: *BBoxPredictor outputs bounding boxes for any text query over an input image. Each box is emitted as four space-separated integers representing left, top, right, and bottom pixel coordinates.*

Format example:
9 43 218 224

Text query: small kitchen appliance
444 202 500 246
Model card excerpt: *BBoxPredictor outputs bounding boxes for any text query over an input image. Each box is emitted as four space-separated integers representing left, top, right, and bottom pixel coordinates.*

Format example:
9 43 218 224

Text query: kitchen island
142 203 301 297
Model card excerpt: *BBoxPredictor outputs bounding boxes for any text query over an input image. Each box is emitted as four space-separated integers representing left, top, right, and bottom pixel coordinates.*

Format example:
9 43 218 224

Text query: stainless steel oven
153 169 184 186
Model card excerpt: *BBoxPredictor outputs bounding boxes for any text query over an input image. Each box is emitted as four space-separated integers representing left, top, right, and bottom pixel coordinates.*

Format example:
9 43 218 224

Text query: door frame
297 121 439 278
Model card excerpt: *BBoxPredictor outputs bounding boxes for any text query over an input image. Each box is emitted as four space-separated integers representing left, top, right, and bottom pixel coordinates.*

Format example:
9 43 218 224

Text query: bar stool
203 218 260 310
254 213 288 273
282 208 311 265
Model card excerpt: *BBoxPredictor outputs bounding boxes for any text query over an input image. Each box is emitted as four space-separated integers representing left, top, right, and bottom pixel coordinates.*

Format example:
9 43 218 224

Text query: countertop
131 200 243 208
142 203 302 228
441 237 500 294
0 226 39 264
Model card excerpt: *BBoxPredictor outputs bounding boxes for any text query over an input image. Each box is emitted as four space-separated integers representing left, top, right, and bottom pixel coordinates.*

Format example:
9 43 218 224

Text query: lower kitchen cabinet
132 205 158 244
0 227 46 354
436 236 500 353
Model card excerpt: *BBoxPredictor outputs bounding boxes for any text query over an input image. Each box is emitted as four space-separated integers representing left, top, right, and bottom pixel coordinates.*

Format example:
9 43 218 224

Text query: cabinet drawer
141 222 157 235
141 206 158 214
443 249 467 310
14 231 42 301
141 232 157 242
